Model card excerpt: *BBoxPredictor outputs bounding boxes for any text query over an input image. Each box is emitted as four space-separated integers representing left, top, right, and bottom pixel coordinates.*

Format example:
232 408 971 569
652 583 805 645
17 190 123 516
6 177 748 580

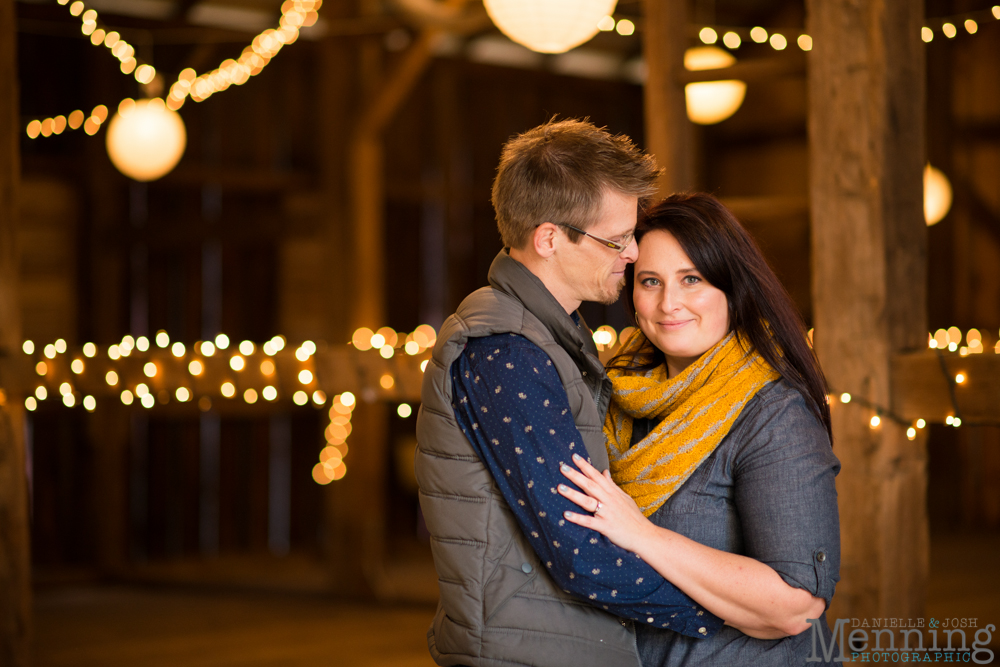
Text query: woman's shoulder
727 378 835 464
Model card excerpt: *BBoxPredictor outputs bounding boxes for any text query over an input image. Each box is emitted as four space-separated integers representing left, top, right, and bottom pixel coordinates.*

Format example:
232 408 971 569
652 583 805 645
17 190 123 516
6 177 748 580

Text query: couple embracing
415 119 840 667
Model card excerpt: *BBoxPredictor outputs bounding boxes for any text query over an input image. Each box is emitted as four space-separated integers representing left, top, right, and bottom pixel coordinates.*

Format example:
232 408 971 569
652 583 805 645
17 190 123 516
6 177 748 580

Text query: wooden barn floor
33 585 438 667
31 533 1000 666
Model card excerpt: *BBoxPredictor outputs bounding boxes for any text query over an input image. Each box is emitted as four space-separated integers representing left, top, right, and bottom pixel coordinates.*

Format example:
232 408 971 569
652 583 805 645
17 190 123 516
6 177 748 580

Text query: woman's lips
659 319 692 329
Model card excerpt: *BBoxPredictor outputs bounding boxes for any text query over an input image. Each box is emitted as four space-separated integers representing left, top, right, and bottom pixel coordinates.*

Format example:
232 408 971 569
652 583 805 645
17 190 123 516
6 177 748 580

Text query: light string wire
25 4 1000 138
25 0 323 139
14 325 435 485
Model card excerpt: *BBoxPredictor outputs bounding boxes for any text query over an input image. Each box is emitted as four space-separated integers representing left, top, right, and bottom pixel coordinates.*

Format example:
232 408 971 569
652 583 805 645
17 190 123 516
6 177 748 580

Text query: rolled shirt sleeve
451 334 723 638
730 389 841 606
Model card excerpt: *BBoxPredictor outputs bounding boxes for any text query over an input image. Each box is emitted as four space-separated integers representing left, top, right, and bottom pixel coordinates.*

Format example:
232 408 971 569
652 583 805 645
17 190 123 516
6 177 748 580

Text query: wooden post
807 0 928 624
0 0 32 662
348 29 438 332
322 3 444 595
642 0 694 195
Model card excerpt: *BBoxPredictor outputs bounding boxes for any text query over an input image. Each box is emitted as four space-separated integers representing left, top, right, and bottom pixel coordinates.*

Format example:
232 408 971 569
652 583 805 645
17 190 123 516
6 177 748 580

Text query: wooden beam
0 0 32 662
675 53 806 84
719 195 809 222
808 0 928 626
643 0 694 194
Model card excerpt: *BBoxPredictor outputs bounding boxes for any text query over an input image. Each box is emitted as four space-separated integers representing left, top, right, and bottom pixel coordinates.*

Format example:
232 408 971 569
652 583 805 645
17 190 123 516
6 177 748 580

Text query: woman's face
633 230 730 377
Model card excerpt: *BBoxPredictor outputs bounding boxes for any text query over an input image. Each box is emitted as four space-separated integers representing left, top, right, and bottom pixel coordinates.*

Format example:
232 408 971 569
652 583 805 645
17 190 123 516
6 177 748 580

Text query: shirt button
817 552 827 562
699 627 707 635
521 562 533 574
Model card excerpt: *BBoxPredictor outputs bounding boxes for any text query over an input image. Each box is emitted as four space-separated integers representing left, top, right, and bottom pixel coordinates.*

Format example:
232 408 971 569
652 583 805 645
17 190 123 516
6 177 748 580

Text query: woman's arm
559 454 826 639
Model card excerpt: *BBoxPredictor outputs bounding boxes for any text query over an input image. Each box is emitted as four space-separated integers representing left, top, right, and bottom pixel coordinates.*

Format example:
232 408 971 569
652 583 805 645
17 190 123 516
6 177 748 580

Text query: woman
558 193 841 665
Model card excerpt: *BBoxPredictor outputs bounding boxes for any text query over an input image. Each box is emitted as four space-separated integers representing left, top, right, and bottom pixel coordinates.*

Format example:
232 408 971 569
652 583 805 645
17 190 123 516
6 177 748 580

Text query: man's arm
451 334 722 639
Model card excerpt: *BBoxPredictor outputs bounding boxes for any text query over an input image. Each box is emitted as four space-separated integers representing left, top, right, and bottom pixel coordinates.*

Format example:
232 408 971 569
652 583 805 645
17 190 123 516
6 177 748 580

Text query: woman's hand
558 453 656 554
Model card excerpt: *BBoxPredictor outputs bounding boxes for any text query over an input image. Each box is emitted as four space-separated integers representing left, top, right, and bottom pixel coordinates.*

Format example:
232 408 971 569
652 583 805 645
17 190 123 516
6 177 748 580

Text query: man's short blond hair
491 118 660 249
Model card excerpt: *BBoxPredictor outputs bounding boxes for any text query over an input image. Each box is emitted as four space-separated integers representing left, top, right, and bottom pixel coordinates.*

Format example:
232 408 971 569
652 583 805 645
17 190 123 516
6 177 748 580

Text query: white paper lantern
923 164 952 226
684 46 746 125
483 0 618 54
105 98 186 182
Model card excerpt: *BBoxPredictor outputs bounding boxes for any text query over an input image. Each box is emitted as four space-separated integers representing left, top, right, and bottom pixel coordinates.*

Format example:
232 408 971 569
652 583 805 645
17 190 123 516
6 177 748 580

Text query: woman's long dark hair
611 193 832 440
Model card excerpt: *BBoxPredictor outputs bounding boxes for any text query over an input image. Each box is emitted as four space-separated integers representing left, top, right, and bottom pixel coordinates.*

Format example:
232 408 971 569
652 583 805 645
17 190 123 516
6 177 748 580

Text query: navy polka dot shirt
451 333 722 639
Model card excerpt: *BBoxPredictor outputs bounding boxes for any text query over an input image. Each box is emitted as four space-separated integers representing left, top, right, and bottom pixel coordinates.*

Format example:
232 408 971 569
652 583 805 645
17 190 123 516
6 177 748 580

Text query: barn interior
1 0 999 664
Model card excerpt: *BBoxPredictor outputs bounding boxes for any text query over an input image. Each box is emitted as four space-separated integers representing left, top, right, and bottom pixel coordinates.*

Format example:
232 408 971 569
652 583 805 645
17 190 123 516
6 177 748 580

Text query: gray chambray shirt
630 379 842 667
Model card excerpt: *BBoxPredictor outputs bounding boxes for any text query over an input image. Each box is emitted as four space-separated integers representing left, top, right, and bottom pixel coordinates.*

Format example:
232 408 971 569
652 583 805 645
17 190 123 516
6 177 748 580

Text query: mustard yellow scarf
604 330 780 516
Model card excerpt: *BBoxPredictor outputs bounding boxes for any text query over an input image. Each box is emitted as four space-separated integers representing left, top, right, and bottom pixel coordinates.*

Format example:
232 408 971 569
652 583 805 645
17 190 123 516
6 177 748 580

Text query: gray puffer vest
415 250 641 667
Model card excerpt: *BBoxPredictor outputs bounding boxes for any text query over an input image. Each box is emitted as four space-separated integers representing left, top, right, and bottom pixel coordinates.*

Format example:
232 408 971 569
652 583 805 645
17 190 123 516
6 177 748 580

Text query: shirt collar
487 249 602 366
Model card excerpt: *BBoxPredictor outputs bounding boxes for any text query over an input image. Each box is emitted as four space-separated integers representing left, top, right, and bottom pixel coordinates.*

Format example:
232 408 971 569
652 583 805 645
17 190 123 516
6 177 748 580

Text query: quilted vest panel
415 285 640 667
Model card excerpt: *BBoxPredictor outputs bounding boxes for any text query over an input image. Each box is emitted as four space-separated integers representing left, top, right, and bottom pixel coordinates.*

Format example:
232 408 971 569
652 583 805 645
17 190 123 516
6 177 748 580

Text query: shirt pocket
654 447 731 517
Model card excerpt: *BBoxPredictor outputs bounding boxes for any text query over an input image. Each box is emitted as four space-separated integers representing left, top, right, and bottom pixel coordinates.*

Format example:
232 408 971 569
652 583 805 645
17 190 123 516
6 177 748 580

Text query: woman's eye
682 275 701 285
640 278 660 287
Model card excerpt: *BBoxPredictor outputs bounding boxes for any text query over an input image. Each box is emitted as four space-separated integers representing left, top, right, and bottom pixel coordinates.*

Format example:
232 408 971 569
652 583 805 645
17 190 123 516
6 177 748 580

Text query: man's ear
532 222 560 259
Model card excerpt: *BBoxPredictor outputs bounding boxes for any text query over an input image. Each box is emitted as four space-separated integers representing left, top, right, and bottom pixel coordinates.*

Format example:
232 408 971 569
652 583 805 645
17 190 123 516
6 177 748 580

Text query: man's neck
508 246 581 315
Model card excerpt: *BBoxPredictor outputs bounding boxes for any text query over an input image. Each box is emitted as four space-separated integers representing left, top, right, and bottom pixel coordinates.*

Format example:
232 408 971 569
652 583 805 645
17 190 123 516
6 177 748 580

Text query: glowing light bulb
483 0 617 54
106 99 186 181
924 165 952 226
684 47 746 125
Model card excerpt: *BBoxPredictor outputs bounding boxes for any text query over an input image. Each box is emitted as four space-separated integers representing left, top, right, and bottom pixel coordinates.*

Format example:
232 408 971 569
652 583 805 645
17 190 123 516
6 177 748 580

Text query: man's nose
621 237 639 262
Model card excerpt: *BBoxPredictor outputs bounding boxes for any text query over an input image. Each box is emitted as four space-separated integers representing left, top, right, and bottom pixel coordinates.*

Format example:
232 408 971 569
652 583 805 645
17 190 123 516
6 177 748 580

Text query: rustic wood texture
0 0 32 663
807 0 929 624
643 0 694 194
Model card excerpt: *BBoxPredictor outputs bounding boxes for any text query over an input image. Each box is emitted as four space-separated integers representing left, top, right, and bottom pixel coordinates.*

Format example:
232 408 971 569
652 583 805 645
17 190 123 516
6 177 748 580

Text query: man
415 119 721 667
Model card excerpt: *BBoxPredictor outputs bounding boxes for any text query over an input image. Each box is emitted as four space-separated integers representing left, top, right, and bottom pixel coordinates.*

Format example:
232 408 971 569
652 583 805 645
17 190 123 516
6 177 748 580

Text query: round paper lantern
105 98 186 181
684 46 747 125
483 0 618 54
923 164 952 226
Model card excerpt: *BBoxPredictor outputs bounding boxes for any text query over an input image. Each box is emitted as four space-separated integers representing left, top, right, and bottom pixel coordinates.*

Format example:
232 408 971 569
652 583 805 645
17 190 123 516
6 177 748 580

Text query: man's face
556 189 640 306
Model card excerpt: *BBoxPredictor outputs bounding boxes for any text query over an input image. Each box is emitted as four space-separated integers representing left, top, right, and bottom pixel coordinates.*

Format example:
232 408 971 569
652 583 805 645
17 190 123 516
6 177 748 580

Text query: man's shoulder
459 334 555 372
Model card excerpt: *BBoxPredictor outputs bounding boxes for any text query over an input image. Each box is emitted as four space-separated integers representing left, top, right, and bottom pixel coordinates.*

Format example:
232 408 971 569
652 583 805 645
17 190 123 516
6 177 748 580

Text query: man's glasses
555 223 634 253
